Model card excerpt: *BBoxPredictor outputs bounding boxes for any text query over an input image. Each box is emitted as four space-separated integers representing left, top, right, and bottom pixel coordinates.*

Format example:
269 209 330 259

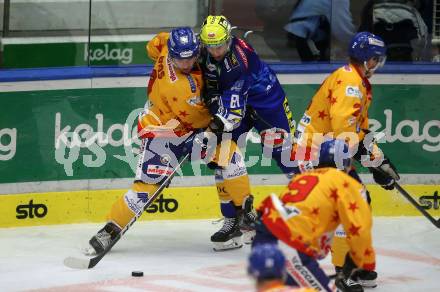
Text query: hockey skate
239 195 257 244
211 216 243 251
354 269 377 288
83 222 121 256
334 267 363 292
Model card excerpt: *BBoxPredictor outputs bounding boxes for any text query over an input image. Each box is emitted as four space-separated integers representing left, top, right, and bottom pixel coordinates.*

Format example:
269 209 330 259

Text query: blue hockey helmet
167 27 200 59
248 244 286 280
318 139 351 170
348 32 386 66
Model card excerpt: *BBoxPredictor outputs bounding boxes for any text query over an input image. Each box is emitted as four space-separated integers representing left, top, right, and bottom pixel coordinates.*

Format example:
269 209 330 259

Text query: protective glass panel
1 0 90 68
88 0 207 66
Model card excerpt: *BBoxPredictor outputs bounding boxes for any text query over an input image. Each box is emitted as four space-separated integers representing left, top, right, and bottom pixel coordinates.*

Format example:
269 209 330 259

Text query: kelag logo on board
419 191 440 210
16 200 48 219
145 194 178 213
0 128 17 161
84 44 133 65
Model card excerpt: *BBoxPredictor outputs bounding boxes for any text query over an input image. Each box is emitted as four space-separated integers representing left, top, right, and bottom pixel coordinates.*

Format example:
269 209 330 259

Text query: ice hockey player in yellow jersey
83 27 256 255
253 140 375 292
293 32 400 290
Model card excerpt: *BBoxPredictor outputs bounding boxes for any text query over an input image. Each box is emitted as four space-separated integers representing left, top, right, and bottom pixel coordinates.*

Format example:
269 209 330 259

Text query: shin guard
106 182 159 228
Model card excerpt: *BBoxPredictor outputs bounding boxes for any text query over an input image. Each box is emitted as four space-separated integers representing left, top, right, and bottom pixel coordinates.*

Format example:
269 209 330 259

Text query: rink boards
0 184 439 227
0 73 439 227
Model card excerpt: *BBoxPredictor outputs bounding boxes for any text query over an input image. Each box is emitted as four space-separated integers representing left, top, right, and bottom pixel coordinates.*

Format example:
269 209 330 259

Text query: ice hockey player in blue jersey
199 15 297 246
199 15 296 175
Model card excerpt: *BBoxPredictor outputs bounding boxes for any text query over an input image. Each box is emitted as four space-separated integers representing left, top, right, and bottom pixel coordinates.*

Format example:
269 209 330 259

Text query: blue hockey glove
369 156 400 190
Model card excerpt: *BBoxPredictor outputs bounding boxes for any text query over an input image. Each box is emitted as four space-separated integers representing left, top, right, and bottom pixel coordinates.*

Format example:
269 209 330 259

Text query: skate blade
359 279 377 288
242 230 256 244
212 237 243 251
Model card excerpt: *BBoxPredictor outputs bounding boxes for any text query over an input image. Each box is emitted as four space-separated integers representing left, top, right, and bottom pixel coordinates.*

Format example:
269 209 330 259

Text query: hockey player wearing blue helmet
348 31 387 78
248 244 315 291
293 31 400 292
83 27 255 256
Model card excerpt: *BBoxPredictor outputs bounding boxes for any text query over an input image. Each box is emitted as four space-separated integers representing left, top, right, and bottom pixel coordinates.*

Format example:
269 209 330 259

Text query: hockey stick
373 166 440 228
393 182 440 228
246 106 275 129
64 153 190 269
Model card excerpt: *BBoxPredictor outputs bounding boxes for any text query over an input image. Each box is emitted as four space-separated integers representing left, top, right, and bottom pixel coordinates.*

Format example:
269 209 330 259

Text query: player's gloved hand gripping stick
374 165 440 229
361 132 439 228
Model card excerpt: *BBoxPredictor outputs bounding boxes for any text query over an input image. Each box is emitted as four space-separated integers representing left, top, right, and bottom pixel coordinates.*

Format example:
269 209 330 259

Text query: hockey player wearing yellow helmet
199 15 298 250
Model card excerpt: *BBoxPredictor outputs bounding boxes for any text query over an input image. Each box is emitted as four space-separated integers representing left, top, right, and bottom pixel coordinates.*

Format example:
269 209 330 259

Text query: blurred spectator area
0 0 437 68
0 0 206 68
210 0 373 61
433 0 440 43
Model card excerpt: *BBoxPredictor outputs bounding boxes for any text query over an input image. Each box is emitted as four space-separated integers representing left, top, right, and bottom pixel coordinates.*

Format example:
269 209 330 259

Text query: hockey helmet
318 139 352 171
248 244 286 280
348 32 387 67
200 15 232 47
167 27 200 59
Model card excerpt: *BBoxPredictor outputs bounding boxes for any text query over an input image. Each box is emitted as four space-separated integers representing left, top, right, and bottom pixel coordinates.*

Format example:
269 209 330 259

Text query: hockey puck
131 271 144 277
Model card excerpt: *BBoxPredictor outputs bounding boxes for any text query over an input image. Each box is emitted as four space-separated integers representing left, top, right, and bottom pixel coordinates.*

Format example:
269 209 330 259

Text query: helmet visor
370 55 387 71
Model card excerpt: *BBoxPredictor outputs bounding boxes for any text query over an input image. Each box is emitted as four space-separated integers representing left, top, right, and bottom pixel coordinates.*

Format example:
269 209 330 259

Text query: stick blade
63 256 92 269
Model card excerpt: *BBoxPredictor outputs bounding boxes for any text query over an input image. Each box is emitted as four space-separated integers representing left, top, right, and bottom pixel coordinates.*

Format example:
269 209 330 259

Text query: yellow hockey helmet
200 15 232 47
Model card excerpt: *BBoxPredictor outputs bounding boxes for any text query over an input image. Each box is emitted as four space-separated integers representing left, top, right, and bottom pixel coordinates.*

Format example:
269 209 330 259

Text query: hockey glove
369 157 400 190
208 115 225 134
202 93 221 114
182 129 210 159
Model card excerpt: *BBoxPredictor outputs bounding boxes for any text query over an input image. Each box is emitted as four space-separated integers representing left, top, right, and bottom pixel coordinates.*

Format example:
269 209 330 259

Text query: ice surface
0 217 439 292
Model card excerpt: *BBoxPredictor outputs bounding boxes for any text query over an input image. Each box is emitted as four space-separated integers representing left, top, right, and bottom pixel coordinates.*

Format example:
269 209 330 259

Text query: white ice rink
0 217 439 292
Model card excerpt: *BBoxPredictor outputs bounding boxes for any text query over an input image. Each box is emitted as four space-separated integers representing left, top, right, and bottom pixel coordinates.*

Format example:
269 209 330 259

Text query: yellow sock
331 234 350 268
223 175 251 206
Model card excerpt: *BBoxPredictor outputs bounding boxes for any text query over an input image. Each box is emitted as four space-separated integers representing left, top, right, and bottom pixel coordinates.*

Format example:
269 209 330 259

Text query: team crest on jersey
186 75 197 93
187 96 202 106
166 57 178 82
345 86 362 99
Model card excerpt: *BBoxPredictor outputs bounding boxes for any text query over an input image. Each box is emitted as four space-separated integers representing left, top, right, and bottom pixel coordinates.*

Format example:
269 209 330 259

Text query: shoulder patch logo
345 86 362 99
300 114 311 125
